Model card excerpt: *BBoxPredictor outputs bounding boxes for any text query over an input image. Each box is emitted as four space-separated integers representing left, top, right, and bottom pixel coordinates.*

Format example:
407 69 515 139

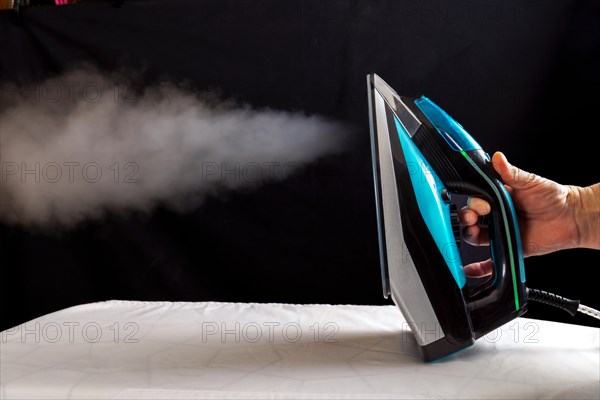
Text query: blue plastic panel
394 117 466 288
414 97 481 152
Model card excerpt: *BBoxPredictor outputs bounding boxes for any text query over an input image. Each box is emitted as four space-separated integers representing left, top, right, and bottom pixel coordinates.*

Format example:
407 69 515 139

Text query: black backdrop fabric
1 0 599 331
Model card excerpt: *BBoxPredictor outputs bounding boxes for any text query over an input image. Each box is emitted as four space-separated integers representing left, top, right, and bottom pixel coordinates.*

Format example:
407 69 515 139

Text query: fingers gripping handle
459 150 526 310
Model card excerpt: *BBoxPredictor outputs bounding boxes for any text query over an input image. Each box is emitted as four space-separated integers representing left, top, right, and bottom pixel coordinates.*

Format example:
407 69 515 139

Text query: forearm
573 183 600 250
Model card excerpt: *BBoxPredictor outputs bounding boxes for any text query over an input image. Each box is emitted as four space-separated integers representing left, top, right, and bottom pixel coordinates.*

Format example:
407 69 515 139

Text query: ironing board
1 301 598 399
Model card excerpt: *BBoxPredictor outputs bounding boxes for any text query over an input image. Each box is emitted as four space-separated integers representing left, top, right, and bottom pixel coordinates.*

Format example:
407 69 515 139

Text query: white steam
0 68 348 228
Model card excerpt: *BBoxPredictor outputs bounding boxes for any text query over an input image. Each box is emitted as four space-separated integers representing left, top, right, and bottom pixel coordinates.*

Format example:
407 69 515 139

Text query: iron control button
441 189 452 203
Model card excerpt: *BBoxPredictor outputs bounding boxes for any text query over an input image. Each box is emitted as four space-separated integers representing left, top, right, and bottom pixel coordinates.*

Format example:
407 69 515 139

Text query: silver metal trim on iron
368 74 445 346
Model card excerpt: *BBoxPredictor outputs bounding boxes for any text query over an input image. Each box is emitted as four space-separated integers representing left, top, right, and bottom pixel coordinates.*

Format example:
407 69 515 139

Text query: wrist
570 184 600 250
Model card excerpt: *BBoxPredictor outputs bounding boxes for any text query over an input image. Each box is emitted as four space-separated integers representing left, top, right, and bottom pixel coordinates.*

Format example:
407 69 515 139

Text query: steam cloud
0 68 348 228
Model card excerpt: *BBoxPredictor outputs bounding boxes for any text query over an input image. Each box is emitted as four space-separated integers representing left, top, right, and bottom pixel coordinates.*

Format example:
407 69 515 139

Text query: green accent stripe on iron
459 150 520 310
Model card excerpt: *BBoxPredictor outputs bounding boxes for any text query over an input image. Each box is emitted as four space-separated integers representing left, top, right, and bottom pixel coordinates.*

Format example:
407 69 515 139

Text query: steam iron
367 74 528 362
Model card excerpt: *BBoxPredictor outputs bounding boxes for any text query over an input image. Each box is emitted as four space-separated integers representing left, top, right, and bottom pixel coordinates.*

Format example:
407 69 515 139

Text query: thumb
492 152 539 189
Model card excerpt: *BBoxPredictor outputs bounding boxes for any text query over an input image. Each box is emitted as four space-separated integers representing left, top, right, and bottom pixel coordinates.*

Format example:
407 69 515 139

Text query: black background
1 0 599 331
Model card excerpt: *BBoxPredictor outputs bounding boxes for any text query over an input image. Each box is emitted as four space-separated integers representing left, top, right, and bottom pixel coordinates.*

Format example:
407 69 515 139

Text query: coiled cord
527 288 600 321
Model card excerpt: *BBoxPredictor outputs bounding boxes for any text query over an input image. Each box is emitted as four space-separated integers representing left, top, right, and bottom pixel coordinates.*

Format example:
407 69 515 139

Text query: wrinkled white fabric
1 301 598 399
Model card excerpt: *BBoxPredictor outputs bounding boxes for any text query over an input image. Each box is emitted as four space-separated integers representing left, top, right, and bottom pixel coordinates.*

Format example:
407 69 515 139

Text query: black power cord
527 288 600 320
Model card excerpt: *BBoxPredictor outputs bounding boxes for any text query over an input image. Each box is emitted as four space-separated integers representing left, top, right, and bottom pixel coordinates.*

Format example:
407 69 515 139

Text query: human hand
459 152 596 278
